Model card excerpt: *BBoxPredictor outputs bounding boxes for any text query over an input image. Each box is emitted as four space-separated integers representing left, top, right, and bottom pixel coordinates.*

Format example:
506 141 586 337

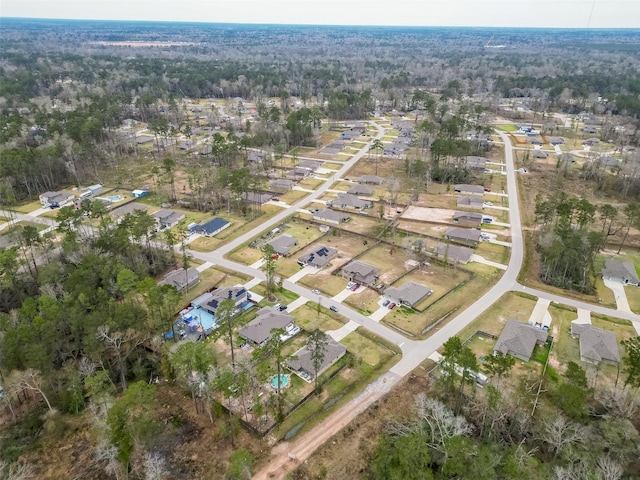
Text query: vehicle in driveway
383 299 390 307
330 305 339 312
346 282 355 290
388 302 396 309
350 283 360 291
274 303 287 311
312 289 320 295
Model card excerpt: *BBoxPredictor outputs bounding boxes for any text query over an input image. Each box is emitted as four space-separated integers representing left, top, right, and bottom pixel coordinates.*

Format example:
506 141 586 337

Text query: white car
312 289 321 295
483 201 493 206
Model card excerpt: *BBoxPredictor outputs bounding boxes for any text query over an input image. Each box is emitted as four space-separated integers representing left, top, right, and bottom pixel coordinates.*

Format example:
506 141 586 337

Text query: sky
1 0 640 29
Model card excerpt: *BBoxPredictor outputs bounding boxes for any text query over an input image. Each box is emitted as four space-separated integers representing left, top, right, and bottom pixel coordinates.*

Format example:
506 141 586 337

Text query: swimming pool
190 307 217 331
107 195 123 202
270 374 289 389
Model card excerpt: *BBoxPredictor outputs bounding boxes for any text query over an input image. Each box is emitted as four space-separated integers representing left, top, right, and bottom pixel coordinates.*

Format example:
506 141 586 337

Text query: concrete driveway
287 265 318 283
369 305 392 322
286 296 309 312
528 298 551 329
470 254 507 270
327 320 359 341
331 288 356 303
603 279 632 314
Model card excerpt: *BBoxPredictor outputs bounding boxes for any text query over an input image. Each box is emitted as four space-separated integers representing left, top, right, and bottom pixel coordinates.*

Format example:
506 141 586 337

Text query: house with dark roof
444 227 482 246
602 259 639 286
286 167 311 179
312 208 350 225
384 281 432 309
159 267 200 292
286 335 347 381
457 196 484 209
356 175 384 185
268 234 298 256
239 307 296 346
110 203 147 220
433 244 474 265
341 261 380 286
527 137 544 145
242 192 274 205
39 191 74 207
270 179 295 192
582 137 600 147
494 319 549 361
347 185 374 196
196 286 248 316
333 193 371 210
570 323 620 365
189 217 231 237
549 137 565 145
298 245 338 268
532 150 549 159
453 211 483 225
454 184 485 195
151 209 186 230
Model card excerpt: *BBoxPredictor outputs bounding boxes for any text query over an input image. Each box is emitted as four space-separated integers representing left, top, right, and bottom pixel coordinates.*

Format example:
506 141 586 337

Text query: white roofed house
384 280 433 309
39 191 74 207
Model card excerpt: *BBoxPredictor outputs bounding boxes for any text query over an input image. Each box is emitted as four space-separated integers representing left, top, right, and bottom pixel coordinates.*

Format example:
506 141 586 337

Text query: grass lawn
344 288 382 316
299 273 349 297
13 200 43 214
464 334 496 359
625 286 640 314
496 124 518 132
0 221 48 237
299 178 324 190
355 244 411 284
290 304 346 332
323 163 343 170
594 277 617 308
341 329 398 366
189 236 223 252
227 244 263 265
178 268 228 305
278 189 309 204
475 241 510 264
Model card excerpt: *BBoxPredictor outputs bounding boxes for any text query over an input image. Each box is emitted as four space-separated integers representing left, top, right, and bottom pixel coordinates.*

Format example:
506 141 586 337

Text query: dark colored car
383 299 390 307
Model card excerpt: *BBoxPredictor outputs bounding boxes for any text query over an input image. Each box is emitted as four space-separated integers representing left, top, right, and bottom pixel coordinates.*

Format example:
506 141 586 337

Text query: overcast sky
1 0 639 29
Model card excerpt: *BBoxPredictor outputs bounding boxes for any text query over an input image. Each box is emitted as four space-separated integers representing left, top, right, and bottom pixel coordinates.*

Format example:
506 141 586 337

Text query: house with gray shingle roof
532 150 548 159
341 261 380 285
286 335 347 380
270 179 295 191
312 208 350 225
298 245 337 268
110 203 148 220
453 211 483 225
242 192 274 205
570 323 620 365
39 191 74 207
602 259 639 286
268 234 298 256
347 185 374 196
159 267 200 292
384 281 432 309
457 196 484 209
151 209 186 230
196 286 248 316
333 193 371 210
455 184 485 195
356 175 384 185
239 307 296 346
444 227 482 246
494 319 549 361
433 244 474 265
465 156 488 171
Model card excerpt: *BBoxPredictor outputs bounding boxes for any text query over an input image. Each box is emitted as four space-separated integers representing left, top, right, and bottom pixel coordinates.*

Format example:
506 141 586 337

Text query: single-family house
602 259 639 286
527 137 543 145
312 208 350 225
384 280 433 309
333 193 371 210
570 323 621 365
286 167 311 179
270 179 295 192
150 209 185 230
347 185 374 196
73 197 112 211
39 191 74 207
532 150 548 159
549 137 565 145
582 126 597 134
599 156 620 169
341 261 380 286
494 319 549 361
190 217 231 237
159 267 200 292
286 335 347 380
454 184 485 195
582 137 600 147
247 151 265 164
196 286 248 316
84 184 103 196
444 227 482 246
239 307 296 346
110 203 147 220
356 175 384 186
297 159 323 171
298 245 337 268
465 156 488 171
433 244 474 265
242 191 274 205
268 234 298 256
457 196 484 209
453 211 483 225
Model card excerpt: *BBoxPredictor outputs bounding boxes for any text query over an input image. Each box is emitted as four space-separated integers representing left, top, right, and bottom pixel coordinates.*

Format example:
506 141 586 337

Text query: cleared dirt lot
401 205 456 223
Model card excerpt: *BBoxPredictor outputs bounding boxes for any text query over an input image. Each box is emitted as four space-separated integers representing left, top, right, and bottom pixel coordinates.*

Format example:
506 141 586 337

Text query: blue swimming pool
107 195 123 202
190 307 217 331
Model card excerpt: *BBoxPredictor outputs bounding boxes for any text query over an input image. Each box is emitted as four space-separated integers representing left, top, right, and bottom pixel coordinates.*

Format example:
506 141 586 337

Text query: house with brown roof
268 234 298 257
286 335 347 381
444 227 482 246
384 280 432 309
453 211 483 225
494 319 549 361
239 307 296 346
570 323 620 365
433 244 474 265
341 261 380 286
602 259 639 286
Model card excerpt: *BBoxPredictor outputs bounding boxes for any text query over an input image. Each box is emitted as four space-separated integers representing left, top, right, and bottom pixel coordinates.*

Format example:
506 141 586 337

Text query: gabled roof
110 203 147 218
434 244 474 264
347 185 374 196
453 211 483 223
571 323 620 364
151 209 185 225
454 184 485 195
494 319 548 361
385 280 432 307
356 175 384 185
199 286 247 314
457 196 484 207
313 208 350 223
298 245 337 267
242 192 273 204
602 259 639 284
445 227 482 243
239 307 294 345
334 193 369 209
342 261 380 279
268 234 298 255
286 336 347 375
160 267 199 291
191 217 230 235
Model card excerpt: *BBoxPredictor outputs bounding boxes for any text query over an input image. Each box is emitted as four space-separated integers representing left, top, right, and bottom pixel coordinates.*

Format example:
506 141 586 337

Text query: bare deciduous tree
540 415 588 458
